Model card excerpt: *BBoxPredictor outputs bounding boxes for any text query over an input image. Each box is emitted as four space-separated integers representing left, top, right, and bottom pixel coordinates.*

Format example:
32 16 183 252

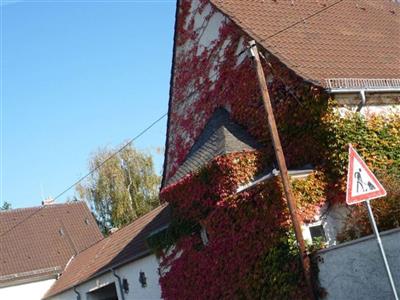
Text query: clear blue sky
1 0 176 208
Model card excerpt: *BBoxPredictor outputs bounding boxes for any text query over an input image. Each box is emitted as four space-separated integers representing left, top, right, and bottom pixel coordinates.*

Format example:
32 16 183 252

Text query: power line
171 0 348 101
0 69 226 237
11 3 342 202
0 112 167 239
258 0 345 43
1 1 347 237
258 51 303 106
53 112 168 201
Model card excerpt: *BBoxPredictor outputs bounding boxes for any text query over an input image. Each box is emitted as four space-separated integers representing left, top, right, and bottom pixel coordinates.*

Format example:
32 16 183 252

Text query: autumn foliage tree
77 144 160 234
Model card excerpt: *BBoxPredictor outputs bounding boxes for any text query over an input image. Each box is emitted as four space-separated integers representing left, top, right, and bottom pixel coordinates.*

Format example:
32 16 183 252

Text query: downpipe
111 268 126 300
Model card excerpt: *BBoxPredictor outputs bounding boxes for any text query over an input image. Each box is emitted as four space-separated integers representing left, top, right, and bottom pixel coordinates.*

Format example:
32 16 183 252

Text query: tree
0 201 12 211
77 143 160 234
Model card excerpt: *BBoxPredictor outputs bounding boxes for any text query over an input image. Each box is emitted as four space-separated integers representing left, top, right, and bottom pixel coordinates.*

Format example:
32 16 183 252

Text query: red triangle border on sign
346 144 387 205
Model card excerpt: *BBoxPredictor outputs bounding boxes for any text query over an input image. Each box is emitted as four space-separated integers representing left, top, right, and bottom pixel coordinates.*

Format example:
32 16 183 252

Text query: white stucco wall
337 104 400 116
166 0 249 178
0 278 55 300
302 204 350 247
49 254 161 300
334 92 400 116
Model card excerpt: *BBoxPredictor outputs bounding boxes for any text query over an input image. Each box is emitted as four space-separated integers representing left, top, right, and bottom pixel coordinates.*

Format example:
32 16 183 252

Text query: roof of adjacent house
43 204 171 299
0 202 103 287
166 108 260 185
209 0 400 86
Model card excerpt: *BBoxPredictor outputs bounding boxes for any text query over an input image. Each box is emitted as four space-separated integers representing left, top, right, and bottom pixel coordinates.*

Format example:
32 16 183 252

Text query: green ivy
321 103 400 179
250 233 304 299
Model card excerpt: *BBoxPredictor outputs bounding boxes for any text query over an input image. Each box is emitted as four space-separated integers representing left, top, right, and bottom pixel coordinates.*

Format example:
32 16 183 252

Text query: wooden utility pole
248 40 315 300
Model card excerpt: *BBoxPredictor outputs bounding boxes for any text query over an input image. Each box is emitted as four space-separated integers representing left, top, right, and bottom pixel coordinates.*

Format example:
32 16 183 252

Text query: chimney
42 197 55 206
109 227 119 234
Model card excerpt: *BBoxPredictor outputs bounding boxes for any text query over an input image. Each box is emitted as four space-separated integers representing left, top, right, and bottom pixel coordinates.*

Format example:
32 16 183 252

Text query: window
309 224 326 242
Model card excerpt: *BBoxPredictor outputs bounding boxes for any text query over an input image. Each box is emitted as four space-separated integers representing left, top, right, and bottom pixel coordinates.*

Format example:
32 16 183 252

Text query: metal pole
365 200 399 300
249 40 315 300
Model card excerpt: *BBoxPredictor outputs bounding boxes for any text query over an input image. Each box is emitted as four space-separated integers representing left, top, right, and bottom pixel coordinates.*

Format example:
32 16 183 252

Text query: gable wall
0 278 55 300
164 0 322 185
47 254 161 300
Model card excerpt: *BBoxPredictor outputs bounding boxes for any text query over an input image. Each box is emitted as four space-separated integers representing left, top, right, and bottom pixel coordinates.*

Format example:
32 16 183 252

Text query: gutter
0 266 61 288
111 269 125 300
328 88 400 94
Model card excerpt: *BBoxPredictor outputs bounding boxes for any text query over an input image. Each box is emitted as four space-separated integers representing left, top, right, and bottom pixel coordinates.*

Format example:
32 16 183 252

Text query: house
0 201 103 300
159 0 399 298
43 204 170 300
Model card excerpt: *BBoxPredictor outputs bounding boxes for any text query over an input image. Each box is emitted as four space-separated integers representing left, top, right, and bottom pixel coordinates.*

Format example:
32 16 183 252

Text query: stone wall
316 228 400 300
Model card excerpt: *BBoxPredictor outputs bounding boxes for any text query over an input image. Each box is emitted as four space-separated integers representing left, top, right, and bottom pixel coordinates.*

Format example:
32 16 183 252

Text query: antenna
40 183 45 203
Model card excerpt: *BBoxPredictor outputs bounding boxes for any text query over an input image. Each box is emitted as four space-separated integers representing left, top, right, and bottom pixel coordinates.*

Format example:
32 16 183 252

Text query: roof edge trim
161 0 181 188
326 78 400 91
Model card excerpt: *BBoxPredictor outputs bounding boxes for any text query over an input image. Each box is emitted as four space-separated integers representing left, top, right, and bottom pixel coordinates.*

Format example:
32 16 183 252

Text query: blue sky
1 0 176 208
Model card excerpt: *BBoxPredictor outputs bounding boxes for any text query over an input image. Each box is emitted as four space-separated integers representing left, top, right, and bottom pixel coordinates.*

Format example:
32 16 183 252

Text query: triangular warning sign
346 144 386 205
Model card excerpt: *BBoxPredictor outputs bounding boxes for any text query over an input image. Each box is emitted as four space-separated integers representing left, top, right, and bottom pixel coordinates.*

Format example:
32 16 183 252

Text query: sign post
346 144 399 300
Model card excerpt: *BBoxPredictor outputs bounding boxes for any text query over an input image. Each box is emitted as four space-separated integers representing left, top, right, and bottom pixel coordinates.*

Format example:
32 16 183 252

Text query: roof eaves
0 266 61 288
43 249 152 299
43 205 170 299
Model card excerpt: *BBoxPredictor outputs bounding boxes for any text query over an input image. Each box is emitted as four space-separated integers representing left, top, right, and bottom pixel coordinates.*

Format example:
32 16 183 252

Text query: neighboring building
43 204 170 300
159 0 399 298
0 201 103 300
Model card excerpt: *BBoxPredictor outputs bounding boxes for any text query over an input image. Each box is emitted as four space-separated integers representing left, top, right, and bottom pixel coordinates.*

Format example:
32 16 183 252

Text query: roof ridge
0 201 89 239
0 201 86 215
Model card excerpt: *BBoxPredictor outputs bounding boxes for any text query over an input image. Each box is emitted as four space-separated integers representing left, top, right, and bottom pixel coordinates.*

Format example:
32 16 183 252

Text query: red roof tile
209 0 400 85
43 204 171 299
0 202 103 286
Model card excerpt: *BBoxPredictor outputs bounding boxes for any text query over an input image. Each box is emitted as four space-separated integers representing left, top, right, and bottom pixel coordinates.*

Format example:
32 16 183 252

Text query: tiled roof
167 108 260 185
209 0 400 86
0 202 103 287
43 204 171 299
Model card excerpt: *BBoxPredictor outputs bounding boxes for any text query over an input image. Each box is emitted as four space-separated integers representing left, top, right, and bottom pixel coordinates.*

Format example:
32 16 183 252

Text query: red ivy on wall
160 152 307 299
160 1 400 298
159 0 353 298
165 0 326 182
